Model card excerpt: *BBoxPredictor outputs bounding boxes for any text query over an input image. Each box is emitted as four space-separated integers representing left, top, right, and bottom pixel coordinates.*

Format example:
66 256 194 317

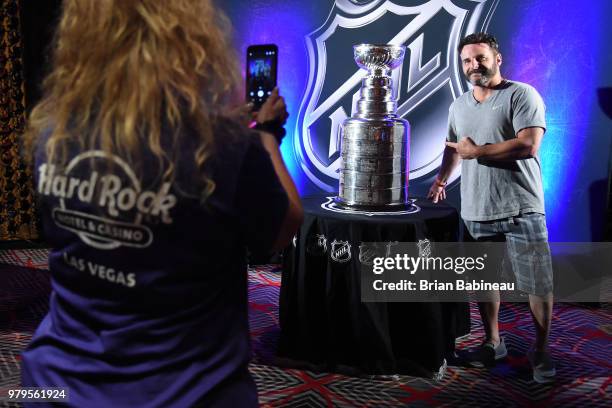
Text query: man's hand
446 137 480 160
427 182 446 203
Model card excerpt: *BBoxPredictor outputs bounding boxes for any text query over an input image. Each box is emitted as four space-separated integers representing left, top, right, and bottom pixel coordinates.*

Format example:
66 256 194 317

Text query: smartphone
246 44 278 110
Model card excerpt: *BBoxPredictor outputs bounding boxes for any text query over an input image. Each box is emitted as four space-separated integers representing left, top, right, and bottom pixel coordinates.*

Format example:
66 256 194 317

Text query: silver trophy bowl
335 44 411 210
354 44 406 73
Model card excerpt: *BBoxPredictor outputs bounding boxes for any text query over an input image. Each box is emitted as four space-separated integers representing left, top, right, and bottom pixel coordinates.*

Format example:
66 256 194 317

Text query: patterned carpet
0 249 610 407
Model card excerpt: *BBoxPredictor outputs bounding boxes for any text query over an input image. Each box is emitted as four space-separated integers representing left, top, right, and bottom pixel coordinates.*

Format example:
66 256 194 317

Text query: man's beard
466 64 498 86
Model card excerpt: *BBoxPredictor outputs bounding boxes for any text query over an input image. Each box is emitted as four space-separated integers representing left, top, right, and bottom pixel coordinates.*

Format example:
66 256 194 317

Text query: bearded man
428 32 555 383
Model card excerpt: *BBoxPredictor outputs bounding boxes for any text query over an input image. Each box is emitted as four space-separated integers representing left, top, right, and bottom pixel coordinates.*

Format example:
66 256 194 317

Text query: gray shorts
464 213 553 296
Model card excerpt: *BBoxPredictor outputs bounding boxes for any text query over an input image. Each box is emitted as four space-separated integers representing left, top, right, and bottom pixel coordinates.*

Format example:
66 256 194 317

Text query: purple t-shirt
21 118 288 407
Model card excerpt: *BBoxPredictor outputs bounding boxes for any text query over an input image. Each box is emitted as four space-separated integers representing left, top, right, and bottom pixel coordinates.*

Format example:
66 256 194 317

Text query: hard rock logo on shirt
37 150 177 250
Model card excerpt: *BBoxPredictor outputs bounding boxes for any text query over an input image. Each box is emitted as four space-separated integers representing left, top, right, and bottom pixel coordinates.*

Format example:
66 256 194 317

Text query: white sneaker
528 349 556 384
464 337 507 368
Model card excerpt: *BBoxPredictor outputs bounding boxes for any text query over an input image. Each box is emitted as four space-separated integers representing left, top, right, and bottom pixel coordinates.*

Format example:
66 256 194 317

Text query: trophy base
333 196 417 213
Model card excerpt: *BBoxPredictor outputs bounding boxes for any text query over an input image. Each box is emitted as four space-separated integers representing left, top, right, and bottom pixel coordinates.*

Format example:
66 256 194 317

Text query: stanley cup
336 44 410 209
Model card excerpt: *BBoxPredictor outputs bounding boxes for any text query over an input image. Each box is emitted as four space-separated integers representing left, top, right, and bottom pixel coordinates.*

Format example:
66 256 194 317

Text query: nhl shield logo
358 242 387 265
295 0 499 191
306 233 328 255
417 238 432 258
330 239 352 262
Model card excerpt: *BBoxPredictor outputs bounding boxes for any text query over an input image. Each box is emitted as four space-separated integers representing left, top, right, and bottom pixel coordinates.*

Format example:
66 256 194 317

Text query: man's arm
427 144 460 203
429 104 461 203
438 144 461 181
446 126 544 161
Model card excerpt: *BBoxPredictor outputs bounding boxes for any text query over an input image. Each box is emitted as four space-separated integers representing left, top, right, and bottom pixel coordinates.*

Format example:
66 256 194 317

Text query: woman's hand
255 87 288 125
227 102 255 127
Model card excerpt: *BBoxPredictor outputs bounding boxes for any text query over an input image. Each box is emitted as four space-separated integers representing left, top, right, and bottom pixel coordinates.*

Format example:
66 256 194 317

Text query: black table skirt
279 196 470 377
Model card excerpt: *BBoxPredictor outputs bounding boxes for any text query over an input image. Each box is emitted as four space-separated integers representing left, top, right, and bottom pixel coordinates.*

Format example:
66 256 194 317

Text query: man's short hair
458 33 500 54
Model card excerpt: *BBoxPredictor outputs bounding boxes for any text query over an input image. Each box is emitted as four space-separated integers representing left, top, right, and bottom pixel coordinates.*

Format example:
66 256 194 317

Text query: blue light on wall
504 0 607 240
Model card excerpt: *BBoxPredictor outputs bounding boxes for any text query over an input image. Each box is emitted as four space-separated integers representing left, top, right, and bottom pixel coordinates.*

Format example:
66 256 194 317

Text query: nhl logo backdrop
295 0 499 192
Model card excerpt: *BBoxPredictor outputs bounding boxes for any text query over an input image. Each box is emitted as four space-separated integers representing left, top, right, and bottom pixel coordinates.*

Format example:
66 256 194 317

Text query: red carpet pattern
0 249 49 270
0 249 610 407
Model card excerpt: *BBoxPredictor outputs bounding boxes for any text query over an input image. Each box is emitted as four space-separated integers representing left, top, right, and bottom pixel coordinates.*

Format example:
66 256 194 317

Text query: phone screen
246 44 278 109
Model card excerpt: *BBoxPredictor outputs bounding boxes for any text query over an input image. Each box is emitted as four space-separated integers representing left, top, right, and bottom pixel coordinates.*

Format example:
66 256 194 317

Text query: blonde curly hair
25 0 241 198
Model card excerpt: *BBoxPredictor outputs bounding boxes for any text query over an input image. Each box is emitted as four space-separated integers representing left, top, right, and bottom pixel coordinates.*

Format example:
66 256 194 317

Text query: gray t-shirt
447 80 546 221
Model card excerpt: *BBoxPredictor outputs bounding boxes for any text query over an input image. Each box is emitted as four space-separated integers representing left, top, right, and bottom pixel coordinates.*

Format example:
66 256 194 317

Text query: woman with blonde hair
21 1 302 406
